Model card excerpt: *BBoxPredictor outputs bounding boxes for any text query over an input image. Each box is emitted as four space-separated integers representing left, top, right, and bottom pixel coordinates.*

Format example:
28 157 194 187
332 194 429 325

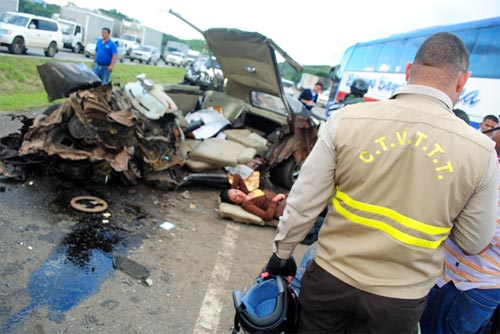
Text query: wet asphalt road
0 111 309 333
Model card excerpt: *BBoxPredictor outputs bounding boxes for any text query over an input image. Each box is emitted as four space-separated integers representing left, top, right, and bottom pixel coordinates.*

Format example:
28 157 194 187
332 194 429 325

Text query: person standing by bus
263 32 498 333
93 27 118 84
298 82 323 110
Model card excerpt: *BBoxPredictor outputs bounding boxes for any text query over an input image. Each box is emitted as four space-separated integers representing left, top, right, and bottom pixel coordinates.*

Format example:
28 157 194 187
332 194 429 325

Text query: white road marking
193 222 240 334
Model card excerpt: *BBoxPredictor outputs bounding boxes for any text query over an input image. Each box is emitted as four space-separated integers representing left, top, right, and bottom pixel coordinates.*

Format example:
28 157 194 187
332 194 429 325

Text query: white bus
326 16 500 128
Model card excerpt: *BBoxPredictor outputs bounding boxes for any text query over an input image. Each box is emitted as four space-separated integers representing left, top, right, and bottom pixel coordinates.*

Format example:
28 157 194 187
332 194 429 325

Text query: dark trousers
297 260 426 334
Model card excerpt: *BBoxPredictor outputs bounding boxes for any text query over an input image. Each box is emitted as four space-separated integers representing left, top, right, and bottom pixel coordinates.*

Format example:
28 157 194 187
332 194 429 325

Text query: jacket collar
391 85 453 112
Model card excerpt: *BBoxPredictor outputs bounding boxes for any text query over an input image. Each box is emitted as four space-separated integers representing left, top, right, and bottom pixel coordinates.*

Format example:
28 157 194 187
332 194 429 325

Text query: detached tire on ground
269 157 301 190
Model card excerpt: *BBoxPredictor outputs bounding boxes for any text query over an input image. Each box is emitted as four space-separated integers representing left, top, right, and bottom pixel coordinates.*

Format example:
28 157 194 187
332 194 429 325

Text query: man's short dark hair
414 32 469 75
315 82 324 88
102 27 111 34
453 108 470 125
483 114 499 124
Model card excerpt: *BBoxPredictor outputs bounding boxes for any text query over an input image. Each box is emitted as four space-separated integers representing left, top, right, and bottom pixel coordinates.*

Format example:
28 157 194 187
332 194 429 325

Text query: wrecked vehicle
166 15 322 189
0 26 322 190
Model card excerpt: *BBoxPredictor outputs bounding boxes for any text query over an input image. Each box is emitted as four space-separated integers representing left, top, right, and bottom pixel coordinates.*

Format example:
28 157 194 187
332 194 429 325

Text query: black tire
43 104 62 116
9 36 24 55
73 43 82 53
44 42 57 57
269 157 301 190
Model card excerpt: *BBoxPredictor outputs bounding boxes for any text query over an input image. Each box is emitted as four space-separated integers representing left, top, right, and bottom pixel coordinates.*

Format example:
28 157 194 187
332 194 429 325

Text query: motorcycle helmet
350 78 368 97
232 273 298 334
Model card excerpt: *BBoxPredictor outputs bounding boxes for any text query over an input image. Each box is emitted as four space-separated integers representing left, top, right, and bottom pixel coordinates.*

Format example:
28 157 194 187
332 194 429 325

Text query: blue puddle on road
1 221 133 332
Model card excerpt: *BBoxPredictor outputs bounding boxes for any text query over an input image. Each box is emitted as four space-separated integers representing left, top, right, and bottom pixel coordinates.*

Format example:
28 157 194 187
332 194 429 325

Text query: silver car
129 45 161 65
84 38 126 63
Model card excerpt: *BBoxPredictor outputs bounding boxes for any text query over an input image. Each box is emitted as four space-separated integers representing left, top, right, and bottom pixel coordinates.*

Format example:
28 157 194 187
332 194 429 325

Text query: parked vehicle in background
0 11 62 57
116 33 140 55
164 51 189 67
128 45 161 65
55 18 84 53
83 37 98 58
84 37 126 63
163 40 189 57
326 16 500 127
186 49 200 65
182 54 224 90
113 40 127 63
316 89 330 107
281 78 296 96
115 22 163 55
58 5 115 54
297 73 320 90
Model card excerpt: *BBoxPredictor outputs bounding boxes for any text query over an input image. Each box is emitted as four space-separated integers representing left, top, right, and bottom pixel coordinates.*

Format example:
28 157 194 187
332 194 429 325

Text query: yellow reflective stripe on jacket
336 190 451 235
333 191 450 249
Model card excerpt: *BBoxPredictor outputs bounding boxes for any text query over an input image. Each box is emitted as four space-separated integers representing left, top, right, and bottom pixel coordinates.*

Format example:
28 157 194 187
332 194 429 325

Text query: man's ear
456 71 472 93
405 62 412 82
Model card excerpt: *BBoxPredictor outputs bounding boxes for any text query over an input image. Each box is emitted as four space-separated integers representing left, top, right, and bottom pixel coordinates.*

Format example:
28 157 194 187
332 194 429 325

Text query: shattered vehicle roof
202 28 303 103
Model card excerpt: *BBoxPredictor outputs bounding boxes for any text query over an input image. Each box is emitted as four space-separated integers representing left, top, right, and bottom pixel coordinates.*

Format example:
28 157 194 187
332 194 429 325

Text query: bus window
454 29 480 56
376 40 407 73
469 26 500 78
348 44 383 72
398 36 426 71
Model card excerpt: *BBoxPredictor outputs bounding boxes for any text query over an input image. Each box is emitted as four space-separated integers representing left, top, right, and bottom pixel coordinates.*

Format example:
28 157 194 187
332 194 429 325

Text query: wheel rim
291 165 301 182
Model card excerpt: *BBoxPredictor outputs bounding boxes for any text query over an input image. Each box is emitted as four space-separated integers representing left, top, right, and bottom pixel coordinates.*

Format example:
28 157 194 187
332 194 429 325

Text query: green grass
0 55 185 111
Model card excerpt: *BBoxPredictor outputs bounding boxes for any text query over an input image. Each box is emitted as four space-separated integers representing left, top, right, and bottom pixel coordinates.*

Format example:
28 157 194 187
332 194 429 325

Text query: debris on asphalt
159 221 175 231
70 196 108 213
113 255 151 285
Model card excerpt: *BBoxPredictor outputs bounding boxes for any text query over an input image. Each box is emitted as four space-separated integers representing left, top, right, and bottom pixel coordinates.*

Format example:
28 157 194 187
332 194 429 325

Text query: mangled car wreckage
0 28 322 190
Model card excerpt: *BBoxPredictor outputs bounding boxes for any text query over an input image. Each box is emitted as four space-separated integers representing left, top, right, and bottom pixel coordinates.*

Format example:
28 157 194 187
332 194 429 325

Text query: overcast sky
47 0 500 65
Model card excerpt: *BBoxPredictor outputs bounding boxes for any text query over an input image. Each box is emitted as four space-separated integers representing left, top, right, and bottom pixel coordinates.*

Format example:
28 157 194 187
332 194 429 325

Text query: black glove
264 253 297 278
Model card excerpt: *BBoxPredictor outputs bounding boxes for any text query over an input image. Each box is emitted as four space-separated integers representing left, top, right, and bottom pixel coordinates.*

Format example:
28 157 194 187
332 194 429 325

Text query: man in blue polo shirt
93 27 118 84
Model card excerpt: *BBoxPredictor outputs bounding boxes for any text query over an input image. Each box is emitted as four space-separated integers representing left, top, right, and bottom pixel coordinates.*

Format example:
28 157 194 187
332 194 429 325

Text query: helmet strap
232 312 241 334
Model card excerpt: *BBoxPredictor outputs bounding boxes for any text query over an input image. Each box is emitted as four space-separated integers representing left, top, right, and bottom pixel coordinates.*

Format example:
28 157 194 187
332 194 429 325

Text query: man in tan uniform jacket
264 32 498 333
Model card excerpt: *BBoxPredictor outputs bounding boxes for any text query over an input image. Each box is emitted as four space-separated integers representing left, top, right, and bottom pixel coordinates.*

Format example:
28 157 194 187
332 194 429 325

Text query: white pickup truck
115 34 140 55
163 51 189 67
